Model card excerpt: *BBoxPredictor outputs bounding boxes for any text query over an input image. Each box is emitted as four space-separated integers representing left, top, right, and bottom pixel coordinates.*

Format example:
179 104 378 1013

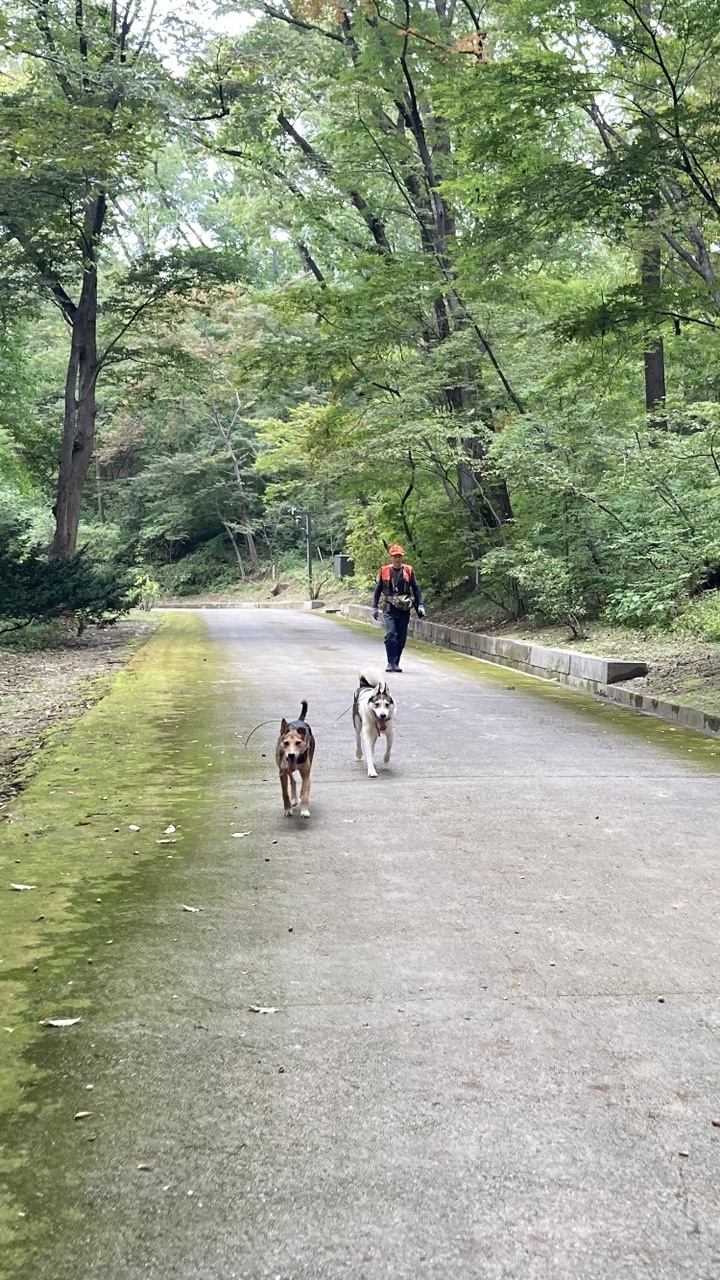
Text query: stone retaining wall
340 603 646 688
337 603 720 740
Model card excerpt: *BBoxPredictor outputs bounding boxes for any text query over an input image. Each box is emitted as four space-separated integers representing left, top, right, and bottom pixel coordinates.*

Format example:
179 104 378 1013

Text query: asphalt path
14 608 720 1280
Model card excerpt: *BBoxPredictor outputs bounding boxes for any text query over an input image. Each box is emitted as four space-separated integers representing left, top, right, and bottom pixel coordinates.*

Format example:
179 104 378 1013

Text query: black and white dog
353 673 396 778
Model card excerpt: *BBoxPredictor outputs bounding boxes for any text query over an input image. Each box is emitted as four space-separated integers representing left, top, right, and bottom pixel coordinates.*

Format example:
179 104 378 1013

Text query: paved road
7 608 720 1280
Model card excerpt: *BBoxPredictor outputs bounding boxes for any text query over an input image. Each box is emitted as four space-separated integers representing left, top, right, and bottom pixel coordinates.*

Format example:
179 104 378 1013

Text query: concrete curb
159 599 327 611
595 682 720 738
338 603 720 741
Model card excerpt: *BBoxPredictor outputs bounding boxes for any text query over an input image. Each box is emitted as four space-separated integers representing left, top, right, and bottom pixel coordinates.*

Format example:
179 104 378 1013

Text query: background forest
2 0 720 634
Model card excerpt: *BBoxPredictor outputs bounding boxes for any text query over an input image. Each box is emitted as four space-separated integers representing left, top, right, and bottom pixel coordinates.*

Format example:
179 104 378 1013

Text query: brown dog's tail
299 699 308 721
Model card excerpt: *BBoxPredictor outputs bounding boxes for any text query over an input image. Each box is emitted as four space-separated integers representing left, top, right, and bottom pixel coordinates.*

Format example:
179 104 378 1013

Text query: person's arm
410 571 425 616
372 575 383 616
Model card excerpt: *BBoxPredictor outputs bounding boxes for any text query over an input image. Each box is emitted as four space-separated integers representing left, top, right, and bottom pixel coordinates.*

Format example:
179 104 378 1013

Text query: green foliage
132 572 161 611
604 582 688 629
0 0 719 637
0 520 136 632
154 537 239 596
482 546 587 631
673 592 720 641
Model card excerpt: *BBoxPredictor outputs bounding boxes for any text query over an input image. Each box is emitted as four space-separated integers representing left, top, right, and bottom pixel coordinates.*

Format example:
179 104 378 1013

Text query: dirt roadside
0 617 158 805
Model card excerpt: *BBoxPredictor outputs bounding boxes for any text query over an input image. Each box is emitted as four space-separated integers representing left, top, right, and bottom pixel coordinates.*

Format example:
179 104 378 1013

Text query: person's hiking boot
385 663 394 672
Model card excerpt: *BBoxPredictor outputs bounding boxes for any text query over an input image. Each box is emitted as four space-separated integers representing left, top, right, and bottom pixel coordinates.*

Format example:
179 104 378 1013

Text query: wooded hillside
2 0 720 633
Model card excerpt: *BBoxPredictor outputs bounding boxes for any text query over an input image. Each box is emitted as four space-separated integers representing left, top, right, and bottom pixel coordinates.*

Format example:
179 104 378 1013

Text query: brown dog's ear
280 718 289 734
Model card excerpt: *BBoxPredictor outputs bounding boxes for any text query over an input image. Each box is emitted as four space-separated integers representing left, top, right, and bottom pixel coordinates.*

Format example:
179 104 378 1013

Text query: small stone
678 1150 690 1158
288 927 293 932
278 1066 286 1074
711 1119 720 1128
657 996 665 1003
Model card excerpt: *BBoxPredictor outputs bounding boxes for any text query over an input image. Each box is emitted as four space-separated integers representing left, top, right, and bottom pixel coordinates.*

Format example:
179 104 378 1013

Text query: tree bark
48 260 100 559
642 243 667 427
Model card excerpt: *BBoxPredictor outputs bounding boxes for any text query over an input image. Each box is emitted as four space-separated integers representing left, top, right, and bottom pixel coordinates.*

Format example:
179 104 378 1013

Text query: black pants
383 606 410 667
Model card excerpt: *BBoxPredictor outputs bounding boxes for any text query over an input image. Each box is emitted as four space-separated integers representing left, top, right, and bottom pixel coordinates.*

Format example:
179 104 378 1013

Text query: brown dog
275 700 315 818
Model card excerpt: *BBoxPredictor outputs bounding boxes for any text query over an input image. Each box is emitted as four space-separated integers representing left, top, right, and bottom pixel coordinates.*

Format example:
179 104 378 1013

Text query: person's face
391 553 403 568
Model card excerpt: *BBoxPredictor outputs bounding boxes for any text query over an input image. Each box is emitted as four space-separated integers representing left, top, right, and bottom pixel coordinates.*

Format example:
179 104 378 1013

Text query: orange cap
388 544 405 556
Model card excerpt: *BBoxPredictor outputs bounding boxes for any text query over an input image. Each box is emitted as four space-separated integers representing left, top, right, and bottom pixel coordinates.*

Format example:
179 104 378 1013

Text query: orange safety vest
380 563 413 583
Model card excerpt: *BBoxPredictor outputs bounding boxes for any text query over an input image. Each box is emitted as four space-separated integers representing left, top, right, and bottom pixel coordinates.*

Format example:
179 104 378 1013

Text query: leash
244 719 279 748
246 707 352 745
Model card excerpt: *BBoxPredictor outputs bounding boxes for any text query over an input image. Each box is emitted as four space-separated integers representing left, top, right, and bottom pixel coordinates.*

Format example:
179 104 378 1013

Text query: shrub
155 537 238 596
603 579 687 629
672 590 720 641
481 546 588 634
133 572 161 611
0 522 137 634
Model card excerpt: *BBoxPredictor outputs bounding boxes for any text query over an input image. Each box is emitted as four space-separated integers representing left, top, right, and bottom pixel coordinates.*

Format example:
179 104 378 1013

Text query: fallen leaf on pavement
182 904 201 913
73 1111 92 1120
232 831 251 838
11 884 36 891
163 825 176 834
39 1017 81 1028
156 839 176 844
137 1163 152 1171
248 1005 279 1014
128 824 140 832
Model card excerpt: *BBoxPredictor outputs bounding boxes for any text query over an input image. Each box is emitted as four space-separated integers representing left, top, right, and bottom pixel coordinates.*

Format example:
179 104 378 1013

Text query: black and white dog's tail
357 670 381 690
298 699 309 721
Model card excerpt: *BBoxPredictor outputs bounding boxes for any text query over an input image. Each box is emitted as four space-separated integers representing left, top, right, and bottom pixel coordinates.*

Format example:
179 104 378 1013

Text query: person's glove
372 608 379 620
417 605 426 619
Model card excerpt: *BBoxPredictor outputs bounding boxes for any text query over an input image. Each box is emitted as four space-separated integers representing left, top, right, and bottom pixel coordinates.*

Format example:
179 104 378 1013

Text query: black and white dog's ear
280 718 289 734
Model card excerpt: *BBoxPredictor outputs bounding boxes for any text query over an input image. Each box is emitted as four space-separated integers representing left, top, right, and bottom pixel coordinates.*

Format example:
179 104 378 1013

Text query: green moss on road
0 611 227 1270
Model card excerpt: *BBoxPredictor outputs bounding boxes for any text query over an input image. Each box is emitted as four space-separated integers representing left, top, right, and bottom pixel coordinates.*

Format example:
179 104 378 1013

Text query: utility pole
305 511 313 599
291 508 313 598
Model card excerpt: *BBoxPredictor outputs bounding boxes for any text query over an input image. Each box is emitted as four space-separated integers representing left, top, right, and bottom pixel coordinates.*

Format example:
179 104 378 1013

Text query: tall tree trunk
213 404 261 572
48 265 99 559
642 243 667 428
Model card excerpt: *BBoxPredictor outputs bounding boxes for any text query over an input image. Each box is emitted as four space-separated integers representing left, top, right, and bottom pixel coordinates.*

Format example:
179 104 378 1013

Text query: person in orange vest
371 544 426 672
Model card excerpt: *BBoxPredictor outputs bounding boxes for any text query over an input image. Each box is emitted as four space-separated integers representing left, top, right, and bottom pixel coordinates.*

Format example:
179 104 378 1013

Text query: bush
155 537 239 596
603 579 687 629
0 521 137 634
672 590 720 641
481 545 588 633
133 572 161 611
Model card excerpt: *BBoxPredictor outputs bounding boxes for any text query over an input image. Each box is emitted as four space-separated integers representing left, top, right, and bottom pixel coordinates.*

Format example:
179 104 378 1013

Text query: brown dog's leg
299 766 311 818
280 771 293 817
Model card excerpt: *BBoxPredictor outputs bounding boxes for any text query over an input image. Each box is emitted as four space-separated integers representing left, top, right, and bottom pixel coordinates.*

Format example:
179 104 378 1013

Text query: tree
196 0 525 565
0 1 241 559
